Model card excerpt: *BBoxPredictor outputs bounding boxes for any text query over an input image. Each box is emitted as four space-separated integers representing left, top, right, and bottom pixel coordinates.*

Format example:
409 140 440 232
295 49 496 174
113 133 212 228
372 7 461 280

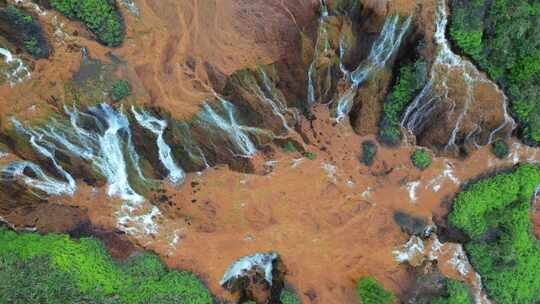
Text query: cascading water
0 47 31 86
132 107 186 184
196 97 264 158
307 0 330 105
258 68 299 133
333 15 412 121
400 0 515 150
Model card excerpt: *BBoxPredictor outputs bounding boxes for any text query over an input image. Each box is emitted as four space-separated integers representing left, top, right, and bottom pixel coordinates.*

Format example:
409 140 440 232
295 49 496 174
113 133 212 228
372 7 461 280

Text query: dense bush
0 5 50 58
449 0 540 145
448 164 540 303
378 60 427 146
280 290 302 304
0 228 213 304
50 0 125 47
432 279 473 304
491 140 510 159
111 79 132 101
361 140 377 166
356 276 395 304
411 148 432 170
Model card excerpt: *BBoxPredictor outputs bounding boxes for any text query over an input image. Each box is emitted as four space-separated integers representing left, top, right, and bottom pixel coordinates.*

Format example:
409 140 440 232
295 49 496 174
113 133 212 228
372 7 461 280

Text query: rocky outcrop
220 252 287 304
0 4 50 58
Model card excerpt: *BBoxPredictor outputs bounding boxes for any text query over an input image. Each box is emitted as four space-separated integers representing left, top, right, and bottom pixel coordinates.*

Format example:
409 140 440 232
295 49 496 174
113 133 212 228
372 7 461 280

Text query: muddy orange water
19 106 531 304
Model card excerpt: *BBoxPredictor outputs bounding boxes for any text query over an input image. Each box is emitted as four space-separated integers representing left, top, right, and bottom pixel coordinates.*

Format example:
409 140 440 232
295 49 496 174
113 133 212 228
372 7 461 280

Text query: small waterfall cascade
0 47 31 86
332 15 412 121
195 97 267 158
307 0 331 105
131 107 186 184
400 0 515 150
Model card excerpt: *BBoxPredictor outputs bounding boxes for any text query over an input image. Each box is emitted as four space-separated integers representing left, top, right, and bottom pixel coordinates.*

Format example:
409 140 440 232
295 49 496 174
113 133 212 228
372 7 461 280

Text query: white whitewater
401 0 515 149
258 68 298 133
197 97 259 157
307 0 330 105
131 107 185 184
220 252 278 287
334 15 412 121
0 47 31 86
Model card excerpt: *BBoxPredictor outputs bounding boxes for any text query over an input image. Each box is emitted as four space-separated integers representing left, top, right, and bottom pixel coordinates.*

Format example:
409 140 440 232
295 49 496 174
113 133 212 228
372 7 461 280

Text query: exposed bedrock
0 3 51 59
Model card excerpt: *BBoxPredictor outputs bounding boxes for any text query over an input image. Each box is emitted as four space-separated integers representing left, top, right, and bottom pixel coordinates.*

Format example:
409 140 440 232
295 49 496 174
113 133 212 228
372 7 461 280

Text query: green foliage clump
282 141 299 153
1 5 50 58
361 140 377 166
111 79 132 101
49 0 125 47
0 228 213 304
280 290 302 304
432 279 474 304
448 164 540 303
305 152 317 160
356 276 395 304
491 140 510 159
449 0 540 145
378 60 427 146
411 148 432 170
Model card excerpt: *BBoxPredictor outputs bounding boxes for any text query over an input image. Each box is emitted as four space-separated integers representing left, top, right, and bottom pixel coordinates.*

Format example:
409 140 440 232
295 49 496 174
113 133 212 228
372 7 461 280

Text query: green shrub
282 141 299 153
50 0 125 47
432 279 473 304
0 228 213 304
111 79 132 101
361 140 377 166
449 0 540 145
411 149 432 170
305 152 317 160
491 140 510 159
356 276 395 304
378 60 427 146
448 164 540 303
281 290 302 304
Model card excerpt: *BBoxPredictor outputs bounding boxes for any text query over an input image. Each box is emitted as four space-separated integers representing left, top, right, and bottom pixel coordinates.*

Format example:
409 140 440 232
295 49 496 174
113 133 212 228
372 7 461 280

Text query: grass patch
411 148 432 170
378 60 428 146
305 152 317 160
449 0 540 145
50 0 125 47
491 140 510 159
281 290 302 304
0 228 213 304
448 164 540 303
282 141 299 153
111 79 132 101
356 276 395 304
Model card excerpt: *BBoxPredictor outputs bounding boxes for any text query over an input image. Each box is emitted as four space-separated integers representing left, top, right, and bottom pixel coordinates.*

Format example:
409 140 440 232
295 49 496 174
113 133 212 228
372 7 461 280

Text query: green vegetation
111 79 132 101
411 148 432 170
491 140 510 159
356 277 395 304
361 140 377 166
378 60 427 146
282 141 299 153
449 0 540 145
50 0 125 47
0 228 213 304
281 290 302 304
1 5 50 58
305 152 317 160
432 279 473 304
448 164 540 303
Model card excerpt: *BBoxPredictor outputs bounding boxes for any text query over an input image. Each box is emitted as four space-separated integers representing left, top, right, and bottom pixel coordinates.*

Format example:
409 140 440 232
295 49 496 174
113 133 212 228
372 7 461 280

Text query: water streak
132 107 185 184
0 47 31 86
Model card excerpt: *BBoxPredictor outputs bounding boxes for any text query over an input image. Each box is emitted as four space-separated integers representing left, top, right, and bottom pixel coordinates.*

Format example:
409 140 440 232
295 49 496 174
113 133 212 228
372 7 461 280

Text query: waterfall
307 0 330 105
0 47 31 86
334 15 412 121
400 0 516 149
196 98 261 157
131 107 185 184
